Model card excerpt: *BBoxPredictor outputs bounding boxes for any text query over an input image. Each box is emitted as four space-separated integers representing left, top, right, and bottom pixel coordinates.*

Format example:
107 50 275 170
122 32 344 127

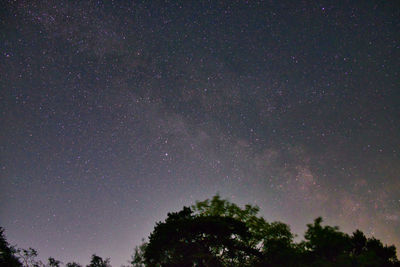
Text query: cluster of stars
1 0 399 266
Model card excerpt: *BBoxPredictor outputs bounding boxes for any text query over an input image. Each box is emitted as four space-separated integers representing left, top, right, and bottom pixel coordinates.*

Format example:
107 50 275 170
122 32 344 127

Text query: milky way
1 1 399 265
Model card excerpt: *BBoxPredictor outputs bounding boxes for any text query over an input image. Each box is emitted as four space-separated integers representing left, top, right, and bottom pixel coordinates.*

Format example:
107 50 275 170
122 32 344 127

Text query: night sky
1 1 399 266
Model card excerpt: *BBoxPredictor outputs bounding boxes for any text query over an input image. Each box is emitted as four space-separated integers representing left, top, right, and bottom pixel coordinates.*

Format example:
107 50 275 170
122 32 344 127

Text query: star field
1 1 399 266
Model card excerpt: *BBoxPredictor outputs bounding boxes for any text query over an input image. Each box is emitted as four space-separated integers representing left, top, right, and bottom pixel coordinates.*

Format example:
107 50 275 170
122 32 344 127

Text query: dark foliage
144 207 262 266
1 196 399 266
139 196 400 267
0 227 22 267
86 254 111 267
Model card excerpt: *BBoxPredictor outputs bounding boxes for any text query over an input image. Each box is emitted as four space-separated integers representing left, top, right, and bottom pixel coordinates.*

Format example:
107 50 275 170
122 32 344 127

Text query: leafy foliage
1 195 399 266
0 227 22 267
144 207 262 266
47 257 62 267
140 195 400 267
86 254 111 267
129 240 147 267
16 248 43 267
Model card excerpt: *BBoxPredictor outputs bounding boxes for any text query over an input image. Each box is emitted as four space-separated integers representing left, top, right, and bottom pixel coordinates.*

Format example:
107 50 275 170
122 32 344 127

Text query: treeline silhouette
1 195 399 267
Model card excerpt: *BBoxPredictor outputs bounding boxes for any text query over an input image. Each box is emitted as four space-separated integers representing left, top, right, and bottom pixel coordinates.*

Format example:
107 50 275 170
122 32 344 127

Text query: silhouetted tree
135 195 400 267
144 206 262 266
300 217 400 267
351 229 367 256
1 228 64 267
2 192 400 267
47 257 61 267
0 227 22 267
192 195 298 266
86 254 111 267
130 240 147 267
350 235 398 267
302 217 352 264
16 248 42 267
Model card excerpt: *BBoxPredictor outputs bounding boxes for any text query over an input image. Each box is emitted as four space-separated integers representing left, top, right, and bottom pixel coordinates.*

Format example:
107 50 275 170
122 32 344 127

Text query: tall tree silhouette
0 227 22 267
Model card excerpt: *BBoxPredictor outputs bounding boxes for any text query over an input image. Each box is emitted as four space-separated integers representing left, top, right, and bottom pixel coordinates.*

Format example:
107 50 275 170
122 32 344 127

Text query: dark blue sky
1 1 399 266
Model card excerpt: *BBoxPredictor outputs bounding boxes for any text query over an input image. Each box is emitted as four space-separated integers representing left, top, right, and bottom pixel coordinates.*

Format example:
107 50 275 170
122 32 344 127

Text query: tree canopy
0 227 21 267
1 195 399 267
134 195 399 267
